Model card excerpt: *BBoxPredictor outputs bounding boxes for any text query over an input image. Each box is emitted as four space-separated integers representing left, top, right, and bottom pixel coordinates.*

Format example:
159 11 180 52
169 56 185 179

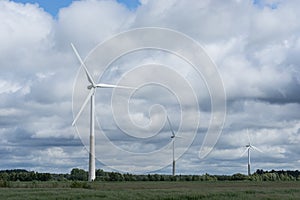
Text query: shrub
0 180 11 188
70 181 91 189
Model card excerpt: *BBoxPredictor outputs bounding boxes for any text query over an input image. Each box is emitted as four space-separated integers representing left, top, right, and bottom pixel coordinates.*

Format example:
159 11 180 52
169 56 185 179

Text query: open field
0 181 299 200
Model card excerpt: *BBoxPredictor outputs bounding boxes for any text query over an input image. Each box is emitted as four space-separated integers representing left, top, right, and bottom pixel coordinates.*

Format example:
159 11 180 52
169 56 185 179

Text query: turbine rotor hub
87 85 94 90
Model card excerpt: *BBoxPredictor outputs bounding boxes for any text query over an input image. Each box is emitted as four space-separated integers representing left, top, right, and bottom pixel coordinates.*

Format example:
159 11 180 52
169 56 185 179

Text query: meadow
0 181 299 200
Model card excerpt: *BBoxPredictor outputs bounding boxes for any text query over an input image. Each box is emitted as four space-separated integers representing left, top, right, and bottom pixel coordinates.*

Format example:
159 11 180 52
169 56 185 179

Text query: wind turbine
166 115 181 176
71 43 133 181
241 129 263 176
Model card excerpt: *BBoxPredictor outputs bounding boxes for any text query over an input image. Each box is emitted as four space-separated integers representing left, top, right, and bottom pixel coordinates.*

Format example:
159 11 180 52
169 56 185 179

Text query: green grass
0 181 299 200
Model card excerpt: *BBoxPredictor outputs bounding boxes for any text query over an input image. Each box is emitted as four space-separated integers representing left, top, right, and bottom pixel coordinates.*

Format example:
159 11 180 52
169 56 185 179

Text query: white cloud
0 79 22 94
55 0 134 53
0 0 299 175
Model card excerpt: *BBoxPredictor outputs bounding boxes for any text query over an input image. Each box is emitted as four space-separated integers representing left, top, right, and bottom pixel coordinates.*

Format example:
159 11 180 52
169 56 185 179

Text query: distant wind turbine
241 129 263 176
71 43 134 181
166 115 182 176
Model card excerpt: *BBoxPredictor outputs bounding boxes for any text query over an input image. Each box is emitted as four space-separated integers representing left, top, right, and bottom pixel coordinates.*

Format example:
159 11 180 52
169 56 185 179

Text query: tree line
0 168 299 182
0 169 51 181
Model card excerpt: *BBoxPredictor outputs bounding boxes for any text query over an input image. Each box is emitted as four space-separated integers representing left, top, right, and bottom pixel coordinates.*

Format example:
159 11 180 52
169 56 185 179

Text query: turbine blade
251 145 263 153
247 129 251 144
241 147 249 157
72 88 95 126
71 43 95 86
166 115 175 137
95 83 135 89
174 135 184 139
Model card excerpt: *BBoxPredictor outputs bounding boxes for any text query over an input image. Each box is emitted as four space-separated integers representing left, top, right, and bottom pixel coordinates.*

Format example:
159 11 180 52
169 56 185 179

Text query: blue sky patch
11 0 140 16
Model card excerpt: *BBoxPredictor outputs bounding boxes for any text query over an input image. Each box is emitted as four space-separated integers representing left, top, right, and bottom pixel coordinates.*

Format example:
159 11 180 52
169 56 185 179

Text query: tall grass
0 181 299 200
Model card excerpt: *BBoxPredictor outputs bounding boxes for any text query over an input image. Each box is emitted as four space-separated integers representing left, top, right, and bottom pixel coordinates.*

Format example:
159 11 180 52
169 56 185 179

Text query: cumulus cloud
55 0 134 53
0 0 299 174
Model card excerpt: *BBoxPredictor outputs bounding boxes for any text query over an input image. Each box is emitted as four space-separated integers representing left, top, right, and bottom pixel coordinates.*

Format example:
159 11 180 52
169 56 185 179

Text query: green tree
0 172 9 181
70 168 88 181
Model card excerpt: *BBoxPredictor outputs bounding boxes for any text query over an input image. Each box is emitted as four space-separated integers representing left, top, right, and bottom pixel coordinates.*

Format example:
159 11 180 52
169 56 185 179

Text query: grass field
0 181 299 200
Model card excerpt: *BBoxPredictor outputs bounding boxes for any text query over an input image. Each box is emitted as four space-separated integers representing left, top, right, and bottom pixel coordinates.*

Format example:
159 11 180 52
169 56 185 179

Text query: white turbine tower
166 115 181 176
241 129 263 176
71 43 133 181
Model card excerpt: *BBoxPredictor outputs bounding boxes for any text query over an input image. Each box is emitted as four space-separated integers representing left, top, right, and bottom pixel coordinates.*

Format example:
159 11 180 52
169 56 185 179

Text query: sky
0 0 300 175
11 0 140 16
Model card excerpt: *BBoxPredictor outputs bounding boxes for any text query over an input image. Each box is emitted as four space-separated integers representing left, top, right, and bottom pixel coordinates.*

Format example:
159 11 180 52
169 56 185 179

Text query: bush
232 173 247 181
0 180 11 188
70 181 91 189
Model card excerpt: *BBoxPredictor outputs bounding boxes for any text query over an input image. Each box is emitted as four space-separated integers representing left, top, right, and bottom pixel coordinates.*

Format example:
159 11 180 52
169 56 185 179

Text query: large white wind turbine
166 116 182 176
71 43 133 181
241 129 263 176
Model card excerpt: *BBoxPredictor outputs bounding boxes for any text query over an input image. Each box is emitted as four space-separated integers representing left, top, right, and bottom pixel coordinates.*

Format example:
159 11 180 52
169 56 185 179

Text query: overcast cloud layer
0 0 299 174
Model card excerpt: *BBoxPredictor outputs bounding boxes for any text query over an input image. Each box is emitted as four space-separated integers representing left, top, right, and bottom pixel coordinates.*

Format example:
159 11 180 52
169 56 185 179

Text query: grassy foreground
0 181 299 200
